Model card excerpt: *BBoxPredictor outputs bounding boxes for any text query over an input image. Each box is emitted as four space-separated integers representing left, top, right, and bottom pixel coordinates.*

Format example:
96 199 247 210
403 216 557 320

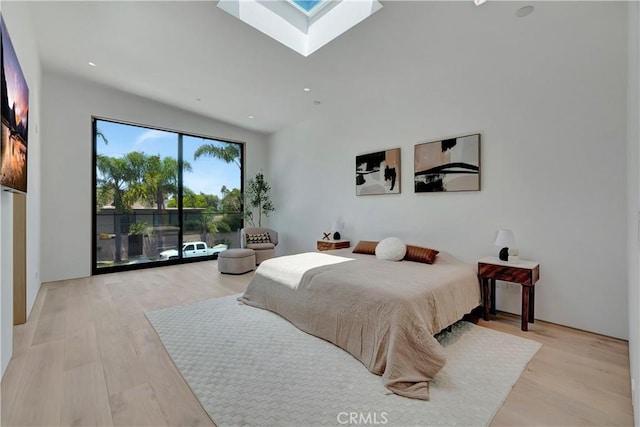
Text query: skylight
290 0 324 14
217 0 383 57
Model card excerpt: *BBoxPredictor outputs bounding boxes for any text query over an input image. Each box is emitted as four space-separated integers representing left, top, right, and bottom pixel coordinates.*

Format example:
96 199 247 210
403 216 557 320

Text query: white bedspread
256 252 354 289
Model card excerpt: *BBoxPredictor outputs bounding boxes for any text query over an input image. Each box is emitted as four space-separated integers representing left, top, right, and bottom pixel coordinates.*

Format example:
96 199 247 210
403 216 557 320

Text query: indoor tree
244 171 275 227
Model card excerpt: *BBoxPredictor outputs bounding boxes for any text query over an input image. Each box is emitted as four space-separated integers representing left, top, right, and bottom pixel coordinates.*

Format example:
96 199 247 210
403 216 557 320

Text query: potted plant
244 171 275 227
128 221 148 257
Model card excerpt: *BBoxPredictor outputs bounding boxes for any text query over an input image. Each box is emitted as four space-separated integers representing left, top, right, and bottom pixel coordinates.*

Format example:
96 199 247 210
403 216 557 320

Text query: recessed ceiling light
88 61 97 67
196 98 201 101
303 88 311 92
249 115 254 119
473 0 486 6
313 100 321 105
516 5 534 18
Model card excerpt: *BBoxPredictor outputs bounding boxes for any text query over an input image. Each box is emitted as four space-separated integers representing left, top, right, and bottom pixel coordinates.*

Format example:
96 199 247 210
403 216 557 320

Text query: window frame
91 116 245 275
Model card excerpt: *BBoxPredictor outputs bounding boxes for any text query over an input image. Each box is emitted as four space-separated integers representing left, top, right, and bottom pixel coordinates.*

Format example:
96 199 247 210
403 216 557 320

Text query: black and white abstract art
414 134 480 193
355 148 401 196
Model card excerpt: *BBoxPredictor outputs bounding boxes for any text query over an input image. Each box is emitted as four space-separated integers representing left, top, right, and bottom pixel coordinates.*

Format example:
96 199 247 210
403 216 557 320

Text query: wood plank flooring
0 260 634 426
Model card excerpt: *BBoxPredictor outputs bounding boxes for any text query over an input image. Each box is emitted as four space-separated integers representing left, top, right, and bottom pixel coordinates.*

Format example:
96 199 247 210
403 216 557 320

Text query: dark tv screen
1 15 29 194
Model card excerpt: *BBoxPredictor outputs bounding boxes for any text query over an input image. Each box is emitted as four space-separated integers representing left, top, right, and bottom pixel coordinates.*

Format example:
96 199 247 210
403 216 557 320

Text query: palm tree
219 185 243 231
193 142 241 169
96 128 109 145
189 207 231 245
96 153 142 262
193 142 243 235
133 155 192 210
130 154 192 251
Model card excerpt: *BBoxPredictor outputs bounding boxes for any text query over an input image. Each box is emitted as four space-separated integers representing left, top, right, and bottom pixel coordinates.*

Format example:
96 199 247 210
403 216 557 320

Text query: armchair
241 227 278 265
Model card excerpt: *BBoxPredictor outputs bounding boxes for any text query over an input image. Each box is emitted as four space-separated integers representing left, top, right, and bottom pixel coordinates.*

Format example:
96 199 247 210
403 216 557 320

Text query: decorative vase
499 247 509 261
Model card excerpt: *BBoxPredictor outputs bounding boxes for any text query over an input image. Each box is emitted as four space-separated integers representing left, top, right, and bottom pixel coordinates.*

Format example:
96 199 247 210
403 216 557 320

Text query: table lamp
331 217 344 240
494 229 516 262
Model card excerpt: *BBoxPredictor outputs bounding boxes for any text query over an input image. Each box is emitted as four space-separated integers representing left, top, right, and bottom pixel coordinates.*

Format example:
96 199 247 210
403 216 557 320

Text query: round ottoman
218 248 256 274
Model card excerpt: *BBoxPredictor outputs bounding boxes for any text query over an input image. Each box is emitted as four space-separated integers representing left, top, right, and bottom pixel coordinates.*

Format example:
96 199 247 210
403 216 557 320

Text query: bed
238 247 481 400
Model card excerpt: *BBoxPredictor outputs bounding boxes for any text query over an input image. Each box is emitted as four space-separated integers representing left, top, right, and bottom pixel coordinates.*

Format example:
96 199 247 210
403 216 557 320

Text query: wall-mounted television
1 15 29 194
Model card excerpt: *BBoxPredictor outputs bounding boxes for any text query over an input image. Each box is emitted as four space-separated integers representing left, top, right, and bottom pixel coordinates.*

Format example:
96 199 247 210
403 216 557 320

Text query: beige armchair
240 227 278 265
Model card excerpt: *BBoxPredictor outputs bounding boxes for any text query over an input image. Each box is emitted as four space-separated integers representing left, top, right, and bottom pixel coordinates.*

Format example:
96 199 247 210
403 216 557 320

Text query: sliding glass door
93 118 243 274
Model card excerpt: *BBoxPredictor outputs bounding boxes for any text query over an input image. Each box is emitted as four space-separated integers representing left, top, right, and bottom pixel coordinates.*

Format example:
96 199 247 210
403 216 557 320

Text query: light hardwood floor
0 260 634 426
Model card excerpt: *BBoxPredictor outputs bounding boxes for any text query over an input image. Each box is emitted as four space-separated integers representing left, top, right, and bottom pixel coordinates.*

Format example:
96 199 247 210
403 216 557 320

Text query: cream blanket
256 252 354 289
239 249 481 400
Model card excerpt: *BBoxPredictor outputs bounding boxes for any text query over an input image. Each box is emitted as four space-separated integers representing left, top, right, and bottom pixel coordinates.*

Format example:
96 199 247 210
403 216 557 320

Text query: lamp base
499 247 509 261
333 231 341 240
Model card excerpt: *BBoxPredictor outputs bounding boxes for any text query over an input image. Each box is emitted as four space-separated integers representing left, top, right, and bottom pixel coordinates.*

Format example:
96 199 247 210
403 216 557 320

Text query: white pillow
375 237 406 261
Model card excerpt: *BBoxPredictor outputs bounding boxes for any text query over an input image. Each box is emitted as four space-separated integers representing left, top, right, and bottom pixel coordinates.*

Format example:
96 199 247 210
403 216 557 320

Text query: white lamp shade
494 229 516 247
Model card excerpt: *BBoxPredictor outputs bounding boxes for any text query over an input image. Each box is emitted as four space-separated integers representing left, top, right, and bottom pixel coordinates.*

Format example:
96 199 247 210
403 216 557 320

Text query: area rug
146 295 541 427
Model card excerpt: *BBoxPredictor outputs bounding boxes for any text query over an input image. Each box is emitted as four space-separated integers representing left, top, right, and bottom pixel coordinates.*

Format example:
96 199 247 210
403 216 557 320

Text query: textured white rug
146 295 541 427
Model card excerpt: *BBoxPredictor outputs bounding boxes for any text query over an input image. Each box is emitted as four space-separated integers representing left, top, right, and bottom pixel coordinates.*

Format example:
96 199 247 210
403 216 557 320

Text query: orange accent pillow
352 240 378 255
404 244 439 264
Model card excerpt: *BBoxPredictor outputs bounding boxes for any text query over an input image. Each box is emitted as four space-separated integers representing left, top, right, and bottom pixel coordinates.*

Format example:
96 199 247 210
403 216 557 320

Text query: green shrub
129 221 148 235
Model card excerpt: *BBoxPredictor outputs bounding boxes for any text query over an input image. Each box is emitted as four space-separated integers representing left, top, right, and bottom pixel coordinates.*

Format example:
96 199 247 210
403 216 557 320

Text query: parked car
158 242 228 260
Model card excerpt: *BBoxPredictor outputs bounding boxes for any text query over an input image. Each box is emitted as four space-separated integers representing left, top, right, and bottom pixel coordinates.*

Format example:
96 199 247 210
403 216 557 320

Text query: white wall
268 1 628 339
41 70 269 283
1 2 42 378
627 0 640 423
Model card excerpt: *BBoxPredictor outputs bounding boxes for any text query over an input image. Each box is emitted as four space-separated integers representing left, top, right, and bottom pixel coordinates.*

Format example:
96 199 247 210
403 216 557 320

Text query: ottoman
218 248 256 274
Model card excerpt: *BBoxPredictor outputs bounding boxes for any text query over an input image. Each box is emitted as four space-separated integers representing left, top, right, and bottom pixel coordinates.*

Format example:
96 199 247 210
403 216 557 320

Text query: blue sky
291 0 323 12
96 120 241 198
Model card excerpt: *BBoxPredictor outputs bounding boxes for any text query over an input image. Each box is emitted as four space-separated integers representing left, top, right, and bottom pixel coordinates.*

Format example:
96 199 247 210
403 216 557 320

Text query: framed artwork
414 134 480 193
356 148 400 195
1 16 29 193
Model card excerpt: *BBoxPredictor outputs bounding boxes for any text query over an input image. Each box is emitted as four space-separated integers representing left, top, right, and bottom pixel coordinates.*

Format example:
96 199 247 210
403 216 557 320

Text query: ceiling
25 1 516 135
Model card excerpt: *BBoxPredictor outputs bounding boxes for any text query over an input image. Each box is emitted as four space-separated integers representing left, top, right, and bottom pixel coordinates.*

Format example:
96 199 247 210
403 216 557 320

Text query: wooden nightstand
478 257 540 331
317 239 350 251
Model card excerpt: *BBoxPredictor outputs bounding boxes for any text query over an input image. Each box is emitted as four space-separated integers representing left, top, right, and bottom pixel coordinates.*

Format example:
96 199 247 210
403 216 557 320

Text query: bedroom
0 0 638 425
